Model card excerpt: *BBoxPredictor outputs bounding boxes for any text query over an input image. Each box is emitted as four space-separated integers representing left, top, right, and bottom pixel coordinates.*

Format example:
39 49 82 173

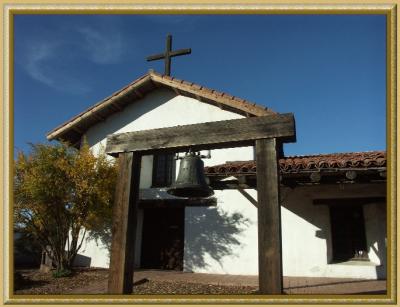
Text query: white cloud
20 23 127 94
77 26 124 64
25 42 57 87
23 41 91 94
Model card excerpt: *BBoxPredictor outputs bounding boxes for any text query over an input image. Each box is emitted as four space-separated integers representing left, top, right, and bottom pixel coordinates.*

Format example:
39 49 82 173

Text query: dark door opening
140 207 184 270
330 205 369 262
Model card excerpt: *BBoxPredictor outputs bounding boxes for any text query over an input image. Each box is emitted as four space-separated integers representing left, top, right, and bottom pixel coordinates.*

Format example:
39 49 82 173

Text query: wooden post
256 138 283 294
108 152 141 294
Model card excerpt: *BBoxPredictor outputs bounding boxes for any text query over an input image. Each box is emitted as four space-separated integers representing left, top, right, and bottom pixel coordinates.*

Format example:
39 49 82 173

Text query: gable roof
46 70 275 146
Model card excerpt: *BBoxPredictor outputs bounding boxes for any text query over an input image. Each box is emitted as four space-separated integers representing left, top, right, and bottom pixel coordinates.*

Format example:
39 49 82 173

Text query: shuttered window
152 154 174 187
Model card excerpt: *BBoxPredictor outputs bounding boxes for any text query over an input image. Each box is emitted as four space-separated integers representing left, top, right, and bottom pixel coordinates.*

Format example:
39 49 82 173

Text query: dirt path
15 268 387 295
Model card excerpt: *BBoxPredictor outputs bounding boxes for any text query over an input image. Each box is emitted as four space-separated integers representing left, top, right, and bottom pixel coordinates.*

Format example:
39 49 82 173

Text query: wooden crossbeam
106 113 296 155
313 197 385 206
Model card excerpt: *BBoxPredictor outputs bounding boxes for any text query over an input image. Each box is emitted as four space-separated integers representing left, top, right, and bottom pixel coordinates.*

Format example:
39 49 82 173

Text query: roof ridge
148 70 274 116
47 70 276 143
46 73 152 139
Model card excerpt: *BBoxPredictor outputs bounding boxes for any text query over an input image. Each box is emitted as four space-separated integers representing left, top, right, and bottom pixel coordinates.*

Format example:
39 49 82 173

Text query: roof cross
146 34 191 76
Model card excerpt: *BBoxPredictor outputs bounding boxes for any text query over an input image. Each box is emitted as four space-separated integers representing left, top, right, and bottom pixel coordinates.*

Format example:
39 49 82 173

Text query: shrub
52 269 72 278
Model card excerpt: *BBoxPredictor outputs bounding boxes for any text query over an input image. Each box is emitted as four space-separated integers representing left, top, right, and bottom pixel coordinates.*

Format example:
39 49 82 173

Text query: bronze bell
167 151 214 198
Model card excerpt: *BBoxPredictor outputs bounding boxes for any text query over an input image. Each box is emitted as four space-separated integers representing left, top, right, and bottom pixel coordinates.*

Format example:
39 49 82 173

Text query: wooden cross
146 34 191 76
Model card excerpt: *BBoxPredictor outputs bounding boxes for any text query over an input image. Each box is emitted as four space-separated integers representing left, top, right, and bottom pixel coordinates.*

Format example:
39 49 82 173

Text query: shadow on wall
73 254 92 267
372 242 387 279
280 187 333 264
364 203 387 279
281 187 387 278
184 206 250 271
86 226 112 259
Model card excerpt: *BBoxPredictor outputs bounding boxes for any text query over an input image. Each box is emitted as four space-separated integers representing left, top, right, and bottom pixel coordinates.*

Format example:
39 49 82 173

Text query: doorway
140 207 184 270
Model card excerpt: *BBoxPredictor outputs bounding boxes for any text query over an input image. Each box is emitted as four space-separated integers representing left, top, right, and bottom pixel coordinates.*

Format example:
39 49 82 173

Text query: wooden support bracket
238 188 258 208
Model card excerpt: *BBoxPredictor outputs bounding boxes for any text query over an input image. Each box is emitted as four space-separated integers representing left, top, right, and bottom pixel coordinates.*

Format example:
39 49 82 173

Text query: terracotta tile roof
150 72 274 117
205 151 386 175
47 70 274 145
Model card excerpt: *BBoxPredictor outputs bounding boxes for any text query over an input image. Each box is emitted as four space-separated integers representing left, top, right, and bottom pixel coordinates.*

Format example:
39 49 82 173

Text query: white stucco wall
85 88 247 159
74 87 386 280
77 88 253 268
363 202 387 279
73 232 110 268
184 183 386 279
280 184 386 279
184 189 258 275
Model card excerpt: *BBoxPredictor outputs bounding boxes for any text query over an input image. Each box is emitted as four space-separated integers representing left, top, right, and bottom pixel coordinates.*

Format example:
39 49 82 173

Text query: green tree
14 142 117 274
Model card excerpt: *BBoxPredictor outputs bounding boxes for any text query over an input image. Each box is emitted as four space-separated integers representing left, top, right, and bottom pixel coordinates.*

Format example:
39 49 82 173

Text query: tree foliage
14 142 117 272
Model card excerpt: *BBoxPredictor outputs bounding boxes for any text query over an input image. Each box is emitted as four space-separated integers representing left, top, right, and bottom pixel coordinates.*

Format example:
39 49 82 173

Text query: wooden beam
209 181 252 190
345 170 357 180
238 188 258 208
92 112 105 121
313 197 385 206
172 87 181 95
106 113 296 155
256 138 283 294
108 152 141 294
72 126 83 134
134 89 144 98
276 140 284 158
310 172 321 182
238 176 248 185
111 102 123 112
139 197 217 208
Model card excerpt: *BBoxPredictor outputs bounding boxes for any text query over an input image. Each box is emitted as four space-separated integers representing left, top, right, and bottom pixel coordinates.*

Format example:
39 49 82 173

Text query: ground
14 268 387 295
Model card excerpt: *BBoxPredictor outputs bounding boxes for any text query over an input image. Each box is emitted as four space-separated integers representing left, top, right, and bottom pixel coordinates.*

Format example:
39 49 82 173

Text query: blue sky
13 14 386 156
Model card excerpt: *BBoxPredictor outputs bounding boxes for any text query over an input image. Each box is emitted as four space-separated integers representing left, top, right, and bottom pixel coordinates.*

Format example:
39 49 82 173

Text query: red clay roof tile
205 151 386 175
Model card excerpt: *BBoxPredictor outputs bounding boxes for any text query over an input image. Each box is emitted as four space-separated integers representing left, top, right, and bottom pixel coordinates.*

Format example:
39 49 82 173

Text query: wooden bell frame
105 113 296 295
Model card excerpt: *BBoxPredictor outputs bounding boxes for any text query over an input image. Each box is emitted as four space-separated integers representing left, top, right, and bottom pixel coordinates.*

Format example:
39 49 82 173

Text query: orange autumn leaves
14 141 117 271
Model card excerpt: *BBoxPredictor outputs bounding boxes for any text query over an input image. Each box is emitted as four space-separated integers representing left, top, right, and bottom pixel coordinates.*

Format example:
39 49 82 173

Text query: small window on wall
152 154 175 188
329 205 369 262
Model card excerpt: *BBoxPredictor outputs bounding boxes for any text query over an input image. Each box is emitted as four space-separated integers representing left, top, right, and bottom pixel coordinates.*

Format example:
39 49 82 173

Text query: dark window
152 154 174 187
330 205 369 262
